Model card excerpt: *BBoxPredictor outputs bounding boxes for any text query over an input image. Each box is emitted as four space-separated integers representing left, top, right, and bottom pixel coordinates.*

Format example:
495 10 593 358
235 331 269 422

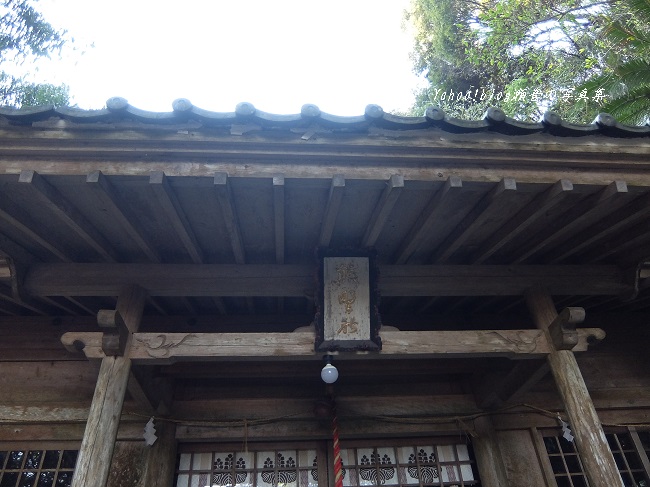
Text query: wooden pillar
72 286 146 487
525 288 623 487
139 421 177 487
472 415 511 487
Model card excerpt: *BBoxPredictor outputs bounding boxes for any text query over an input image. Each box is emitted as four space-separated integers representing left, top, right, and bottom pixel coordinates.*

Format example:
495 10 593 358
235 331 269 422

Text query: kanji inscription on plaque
315 250 381 351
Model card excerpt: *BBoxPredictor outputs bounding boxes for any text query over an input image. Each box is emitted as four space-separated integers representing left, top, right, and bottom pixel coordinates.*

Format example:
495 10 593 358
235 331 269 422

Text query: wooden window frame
175 437 480 487
536 427 650 487
0 444 79 487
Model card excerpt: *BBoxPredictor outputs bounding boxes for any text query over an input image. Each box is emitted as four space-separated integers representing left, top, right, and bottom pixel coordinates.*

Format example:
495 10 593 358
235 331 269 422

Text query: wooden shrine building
0 98 649 487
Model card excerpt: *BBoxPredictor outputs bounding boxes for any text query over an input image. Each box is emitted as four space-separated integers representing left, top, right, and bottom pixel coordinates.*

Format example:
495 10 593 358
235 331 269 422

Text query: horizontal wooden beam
61 328 605 364
24 264 629 297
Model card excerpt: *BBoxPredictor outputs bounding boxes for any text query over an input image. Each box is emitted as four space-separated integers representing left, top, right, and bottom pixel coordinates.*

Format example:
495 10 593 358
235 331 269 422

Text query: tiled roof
1 97 649 137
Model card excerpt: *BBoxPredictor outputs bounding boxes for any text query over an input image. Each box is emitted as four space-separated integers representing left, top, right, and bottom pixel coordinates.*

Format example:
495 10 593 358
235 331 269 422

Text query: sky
23 0 426 115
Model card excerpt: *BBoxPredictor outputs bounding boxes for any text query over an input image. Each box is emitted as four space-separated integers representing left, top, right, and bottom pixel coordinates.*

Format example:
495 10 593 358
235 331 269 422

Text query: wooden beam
2 128 650 179
61 327 605 363
525 288 624 487
149 171 204 264
23 263 631 297
19 170 120 262
86 171 160 262
394 176 463 264
97 309 129 356
430 178 517 263
214 173 245 264
72 285 146 487
319 174 345 247
472 179 574 264
547 306 584 350
361 174 404 247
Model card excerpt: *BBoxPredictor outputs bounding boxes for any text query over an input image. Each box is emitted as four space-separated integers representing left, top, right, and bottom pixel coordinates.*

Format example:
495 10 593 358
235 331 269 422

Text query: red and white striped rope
332 403 344 487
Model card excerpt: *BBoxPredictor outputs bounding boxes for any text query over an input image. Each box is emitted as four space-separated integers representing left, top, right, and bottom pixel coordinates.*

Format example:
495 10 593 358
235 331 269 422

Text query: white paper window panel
178 453 192 471
192 452 212 470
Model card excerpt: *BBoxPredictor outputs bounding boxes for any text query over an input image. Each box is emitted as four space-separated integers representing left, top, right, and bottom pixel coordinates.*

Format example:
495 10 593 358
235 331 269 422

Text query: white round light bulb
321 363 339 384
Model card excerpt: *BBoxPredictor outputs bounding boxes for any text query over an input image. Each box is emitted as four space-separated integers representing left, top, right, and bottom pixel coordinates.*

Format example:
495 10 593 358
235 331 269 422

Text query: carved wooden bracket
98 309 129 356
548 307 585 350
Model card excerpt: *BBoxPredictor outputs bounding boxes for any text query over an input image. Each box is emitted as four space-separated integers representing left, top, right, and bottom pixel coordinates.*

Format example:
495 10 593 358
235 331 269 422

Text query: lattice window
607 432 649 487
175 442 480 487
175 449 318 487
340 444 479 487
542 431 650 487
0 449 77 487
542 435 589 487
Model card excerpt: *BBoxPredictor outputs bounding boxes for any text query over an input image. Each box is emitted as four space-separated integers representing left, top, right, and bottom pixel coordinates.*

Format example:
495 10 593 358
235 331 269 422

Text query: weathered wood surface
172 393 480 420
498 430 547 487
24 263 629 296
18 170 120 262
394 176 463 264
0 361 99 402
0 422 146 443
526 288 624 487
2 127 650 179
472 416 510 487
70 357 133 487
319 175 345 247
61 328 605 363
139 421 177 487
72 286 146 487
361 174 403 247
175 417 468 441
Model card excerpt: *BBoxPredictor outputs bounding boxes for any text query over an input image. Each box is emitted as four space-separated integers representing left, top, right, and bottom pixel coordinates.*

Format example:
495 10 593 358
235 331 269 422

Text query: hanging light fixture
320 354 339 384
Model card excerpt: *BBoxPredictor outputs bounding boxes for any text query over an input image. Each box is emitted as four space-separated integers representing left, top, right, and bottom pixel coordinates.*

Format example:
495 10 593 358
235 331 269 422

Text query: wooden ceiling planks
0 115 648 320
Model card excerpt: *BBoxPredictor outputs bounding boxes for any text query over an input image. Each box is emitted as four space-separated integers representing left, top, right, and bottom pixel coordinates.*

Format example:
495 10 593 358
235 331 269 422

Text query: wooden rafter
583 226 650 263
394 176 463 264
547 190 650 263
274 174 286 313
0 197 70 261
273 174 285 264
214 173 253 312
86 171 160 262
318 174 345 247
149 171 203 264
430 178 517 263
512 180 629 263
214 172 246 264
62 296 95 315
0 231 38 264
18 170 119 262
361 174 404 247
472 179 574 264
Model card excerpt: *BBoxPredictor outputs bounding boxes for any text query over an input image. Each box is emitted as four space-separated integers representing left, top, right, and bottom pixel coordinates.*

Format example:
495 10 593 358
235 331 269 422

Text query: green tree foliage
405 0 614 122
0 0 70 107
577 0 650 123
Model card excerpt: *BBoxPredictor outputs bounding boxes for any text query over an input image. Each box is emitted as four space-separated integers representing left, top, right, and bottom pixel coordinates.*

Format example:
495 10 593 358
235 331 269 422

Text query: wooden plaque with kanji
315 250 381 351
